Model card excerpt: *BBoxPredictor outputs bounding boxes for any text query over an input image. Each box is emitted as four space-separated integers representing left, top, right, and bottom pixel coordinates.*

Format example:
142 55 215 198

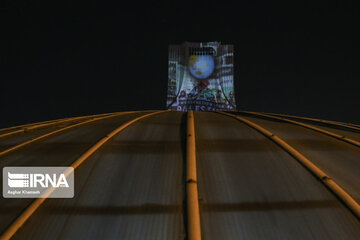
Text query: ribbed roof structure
0 111 359 240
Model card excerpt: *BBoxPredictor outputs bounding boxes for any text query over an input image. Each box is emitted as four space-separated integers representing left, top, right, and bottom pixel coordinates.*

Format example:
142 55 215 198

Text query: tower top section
167 41 236 111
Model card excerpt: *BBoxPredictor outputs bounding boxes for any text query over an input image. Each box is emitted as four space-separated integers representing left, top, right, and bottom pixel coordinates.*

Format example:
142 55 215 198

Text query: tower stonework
167 41 236 111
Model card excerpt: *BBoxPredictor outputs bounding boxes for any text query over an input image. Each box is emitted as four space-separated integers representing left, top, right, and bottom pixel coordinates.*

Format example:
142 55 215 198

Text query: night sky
1 5 360 128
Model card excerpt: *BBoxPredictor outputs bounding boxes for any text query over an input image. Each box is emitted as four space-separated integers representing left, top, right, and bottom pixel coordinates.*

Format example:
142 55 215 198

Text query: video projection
167 41 236 111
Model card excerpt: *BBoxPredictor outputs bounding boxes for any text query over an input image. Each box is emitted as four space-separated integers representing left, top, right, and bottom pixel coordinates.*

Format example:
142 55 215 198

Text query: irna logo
3 167 74 198
8 172 69 188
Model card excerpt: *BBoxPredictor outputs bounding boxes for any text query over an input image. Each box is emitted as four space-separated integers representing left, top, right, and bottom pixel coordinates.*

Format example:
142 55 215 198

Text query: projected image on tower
167 42 236 111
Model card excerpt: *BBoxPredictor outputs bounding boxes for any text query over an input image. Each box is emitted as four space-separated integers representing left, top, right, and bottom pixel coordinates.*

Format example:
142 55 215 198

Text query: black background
1 4 360 127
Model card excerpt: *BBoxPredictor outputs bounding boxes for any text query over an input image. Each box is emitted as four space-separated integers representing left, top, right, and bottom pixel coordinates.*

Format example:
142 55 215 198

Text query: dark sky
1 4 360 127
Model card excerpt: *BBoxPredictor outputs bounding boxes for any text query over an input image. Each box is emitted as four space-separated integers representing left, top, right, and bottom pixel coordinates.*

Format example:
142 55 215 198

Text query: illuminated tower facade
167 41 236 111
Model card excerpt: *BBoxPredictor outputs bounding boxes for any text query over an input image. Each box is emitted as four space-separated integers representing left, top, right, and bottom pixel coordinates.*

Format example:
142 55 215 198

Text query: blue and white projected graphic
167 41 236 111
188 55 215 79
